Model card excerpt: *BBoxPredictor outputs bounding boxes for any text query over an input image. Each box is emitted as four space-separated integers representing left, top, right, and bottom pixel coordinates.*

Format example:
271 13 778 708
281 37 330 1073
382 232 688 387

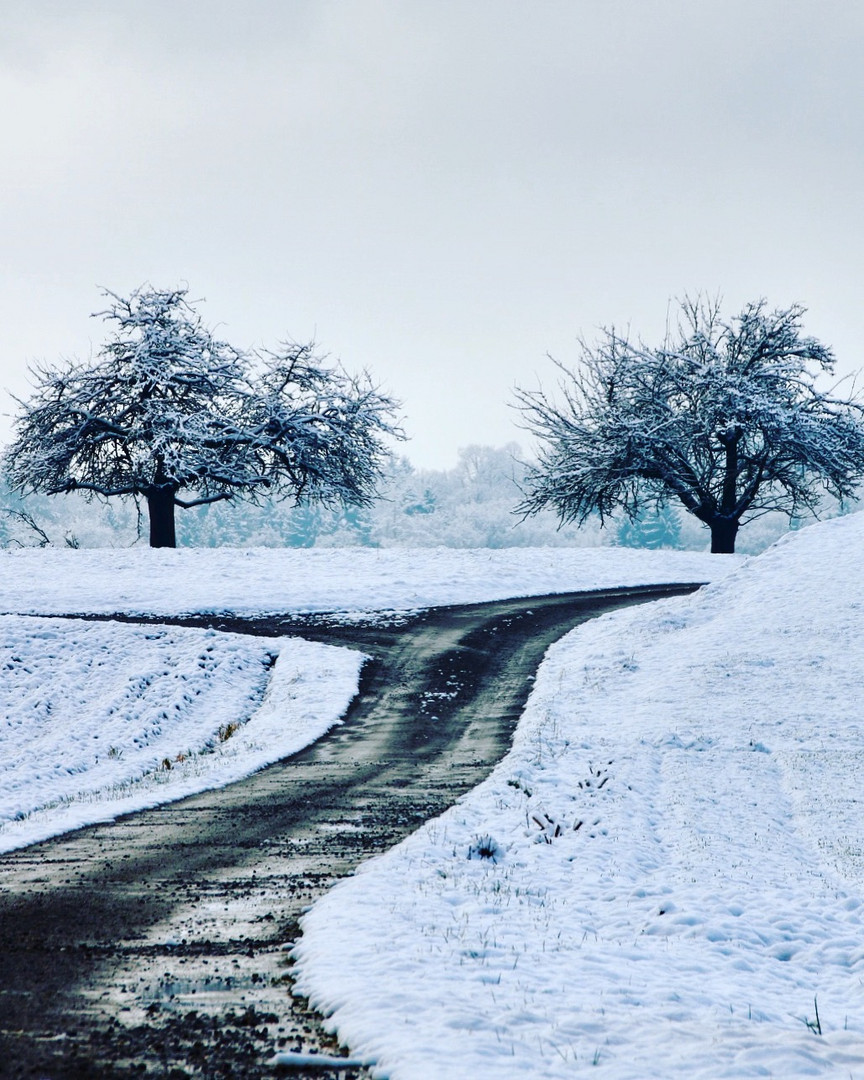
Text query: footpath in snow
293 515 864 1079
0 547 732 856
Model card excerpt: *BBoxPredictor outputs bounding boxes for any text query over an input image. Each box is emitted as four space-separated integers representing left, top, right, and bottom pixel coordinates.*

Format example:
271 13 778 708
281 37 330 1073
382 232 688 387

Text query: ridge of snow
0 620 362 854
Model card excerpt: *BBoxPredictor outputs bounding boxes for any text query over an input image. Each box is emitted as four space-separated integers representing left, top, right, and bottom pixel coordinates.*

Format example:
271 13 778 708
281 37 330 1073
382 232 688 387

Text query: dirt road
0 584 699 1079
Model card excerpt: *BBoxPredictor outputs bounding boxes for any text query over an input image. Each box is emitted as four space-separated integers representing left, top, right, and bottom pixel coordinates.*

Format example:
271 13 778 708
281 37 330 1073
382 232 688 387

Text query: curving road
0 584 700 1079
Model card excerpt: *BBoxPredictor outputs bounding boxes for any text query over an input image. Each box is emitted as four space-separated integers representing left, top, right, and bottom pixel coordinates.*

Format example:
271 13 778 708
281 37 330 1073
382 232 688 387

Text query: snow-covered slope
293 514 864 1079
0 620 362 854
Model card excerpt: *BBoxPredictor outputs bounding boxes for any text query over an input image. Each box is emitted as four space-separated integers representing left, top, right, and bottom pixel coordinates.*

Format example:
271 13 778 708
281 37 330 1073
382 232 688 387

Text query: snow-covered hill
293 514 864 1078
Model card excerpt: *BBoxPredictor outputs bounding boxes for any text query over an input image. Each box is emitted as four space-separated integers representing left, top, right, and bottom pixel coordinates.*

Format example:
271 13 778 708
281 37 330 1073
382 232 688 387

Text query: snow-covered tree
368 445 607 548
515 298 864 553
4 286 401 547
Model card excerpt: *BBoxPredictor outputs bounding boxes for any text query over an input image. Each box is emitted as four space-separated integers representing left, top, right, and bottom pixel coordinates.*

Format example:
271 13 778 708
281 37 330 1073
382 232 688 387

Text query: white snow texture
3 528 861 1077
293 515 864 1078
0 621 362 854
0 545 733 617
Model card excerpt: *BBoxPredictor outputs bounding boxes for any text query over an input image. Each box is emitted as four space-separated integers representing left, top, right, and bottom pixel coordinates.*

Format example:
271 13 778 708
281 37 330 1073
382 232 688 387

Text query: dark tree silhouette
5 286 401 547
515 298 864 553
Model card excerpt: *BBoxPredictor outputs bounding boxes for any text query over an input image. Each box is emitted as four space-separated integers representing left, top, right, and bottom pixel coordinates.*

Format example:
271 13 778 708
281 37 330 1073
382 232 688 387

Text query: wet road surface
0 584 700 1078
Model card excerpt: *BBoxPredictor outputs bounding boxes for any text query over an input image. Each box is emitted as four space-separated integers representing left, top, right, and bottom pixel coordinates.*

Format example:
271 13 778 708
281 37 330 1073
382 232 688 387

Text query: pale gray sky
1 0 863 467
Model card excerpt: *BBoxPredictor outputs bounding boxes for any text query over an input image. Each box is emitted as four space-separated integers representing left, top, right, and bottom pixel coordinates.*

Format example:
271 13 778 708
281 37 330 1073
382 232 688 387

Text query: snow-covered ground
292 514 864 1079
0 618 362 854
0 545 731 616
6 532 859 1077
0 546 729 855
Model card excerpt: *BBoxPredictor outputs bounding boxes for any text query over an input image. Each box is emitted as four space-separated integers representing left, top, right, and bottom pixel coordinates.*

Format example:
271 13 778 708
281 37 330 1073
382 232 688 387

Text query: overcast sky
1 0 862 468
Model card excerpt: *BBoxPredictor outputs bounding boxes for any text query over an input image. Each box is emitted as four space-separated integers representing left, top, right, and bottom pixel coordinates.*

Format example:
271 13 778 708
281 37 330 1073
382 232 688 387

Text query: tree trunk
710 517 738 554
146 487 177 548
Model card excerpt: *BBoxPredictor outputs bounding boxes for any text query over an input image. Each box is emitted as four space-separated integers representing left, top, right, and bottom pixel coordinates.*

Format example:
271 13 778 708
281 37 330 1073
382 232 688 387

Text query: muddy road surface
0 584 699 1079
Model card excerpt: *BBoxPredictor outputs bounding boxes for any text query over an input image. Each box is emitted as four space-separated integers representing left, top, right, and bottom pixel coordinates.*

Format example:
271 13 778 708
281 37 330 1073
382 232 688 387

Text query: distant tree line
4 288 862 554
0 442 831 553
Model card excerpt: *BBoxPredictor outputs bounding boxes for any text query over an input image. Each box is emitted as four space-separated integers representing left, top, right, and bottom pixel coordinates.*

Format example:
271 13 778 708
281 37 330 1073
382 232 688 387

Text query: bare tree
5 286 401 547
514 298 864 553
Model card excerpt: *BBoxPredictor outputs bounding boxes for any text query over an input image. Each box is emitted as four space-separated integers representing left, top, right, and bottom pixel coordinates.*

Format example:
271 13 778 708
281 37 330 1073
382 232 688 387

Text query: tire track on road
0 584 700 1079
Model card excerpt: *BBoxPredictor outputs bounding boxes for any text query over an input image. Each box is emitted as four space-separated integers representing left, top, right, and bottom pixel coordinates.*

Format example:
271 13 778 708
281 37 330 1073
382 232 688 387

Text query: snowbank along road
0 584 699 1079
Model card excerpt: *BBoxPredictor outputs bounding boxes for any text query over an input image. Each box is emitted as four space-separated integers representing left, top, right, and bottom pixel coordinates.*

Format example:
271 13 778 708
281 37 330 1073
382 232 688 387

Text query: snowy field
0 622 362 854
0 546 729 855
290 513 864 1079
0 545 731 617
6 532 861 1076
